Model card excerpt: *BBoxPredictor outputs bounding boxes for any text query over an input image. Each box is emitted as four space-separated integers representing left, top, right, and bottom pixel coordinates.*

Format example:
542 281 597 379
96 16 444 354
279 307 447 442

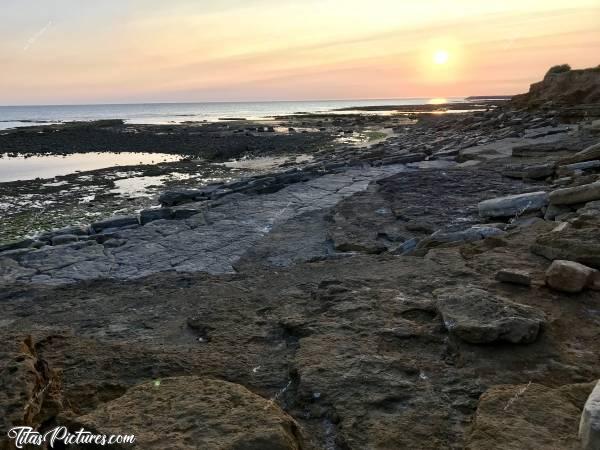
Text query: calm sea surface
0 98 463 130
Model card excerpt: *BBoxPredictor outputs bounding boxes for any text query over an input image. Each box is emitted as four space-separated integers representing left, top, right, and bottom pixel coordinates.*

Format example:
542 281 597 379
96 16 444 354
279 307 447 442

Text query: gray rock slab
478 192 548 219
549 182 600 206
1 164 410 285
435 286 545 344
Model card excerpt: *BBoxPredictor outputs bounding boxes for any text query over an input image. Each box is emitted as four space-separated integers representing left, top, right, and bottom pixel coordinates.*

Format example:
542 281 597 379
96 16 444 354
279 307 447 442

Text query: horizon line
0 95 515 109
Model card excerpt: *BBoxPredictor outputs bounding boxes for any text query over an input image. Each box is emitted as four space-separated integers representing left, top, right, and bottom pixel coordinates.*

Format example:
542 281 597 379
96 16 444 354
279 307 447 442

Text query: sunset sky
1 0 599 105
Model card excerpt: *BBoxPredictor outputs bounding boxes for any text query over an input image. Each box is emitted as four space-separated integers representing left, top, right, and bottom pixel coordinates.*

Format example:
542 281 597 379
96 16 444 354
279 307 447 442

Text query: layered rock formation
512 65 600 108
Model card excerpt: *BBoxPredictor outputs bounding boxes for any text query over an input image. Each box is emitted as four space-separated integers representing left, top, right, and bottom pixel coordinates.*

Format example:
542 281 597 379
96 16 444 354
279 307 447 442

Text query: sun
433 50 449 65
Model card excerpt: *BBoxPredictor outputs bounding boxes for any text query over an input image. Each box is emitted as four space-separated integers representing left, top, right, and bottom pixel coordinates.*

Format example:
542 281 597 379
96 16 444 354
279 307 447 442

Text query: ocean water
0 98 465 182
0 98 463 130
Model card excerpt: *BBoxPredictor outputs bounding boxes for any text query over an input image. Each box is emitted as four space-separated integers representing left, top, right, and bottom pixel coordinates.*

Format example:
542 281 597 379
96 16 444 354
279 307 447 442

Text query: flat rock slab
549 182 600 206
532 227 600 269
478 191 548 219
580 380 600 450
495 269 532 286
458 134 568 161
0 165 407 285
434 287 545 344
561 142 600 165
73 377 303 450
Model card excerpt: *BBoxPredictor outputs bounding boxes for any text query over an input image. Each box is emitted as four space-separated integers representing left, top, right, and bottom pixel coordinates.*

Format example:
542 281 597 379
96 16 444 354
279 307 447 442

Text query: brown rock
0 335 62 449
466 382 595 450
545 260 597 293
72 377 304 450
532 227 600 269
434 287 545 344
495 269 532 286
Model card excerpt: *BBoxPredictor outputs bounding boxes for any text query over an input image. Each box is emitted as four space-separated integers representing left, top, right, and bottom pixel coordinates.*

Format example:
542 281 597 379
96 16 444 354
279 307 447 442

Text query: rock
0 336 62 449
434 287 545 344
557 160 600 176
512 142 571 157
37 226 90 242
416 226 505 251
478 192 549 219
545 260 597 293
140 208 173 225
580 380 600 450
102 238 127 248
172 207 203 220
511 65 600 108
0 258 37 282
91 216 139 234
467 383 594 450
544 204 572 220
506 216 545 229
158 188 206 206
51 234 80 246
404 220 436 234
73 377 303 450
394 237 419 255
560 142 600 165
495 269 532 286
532 227 600 268
0 238 34 253
502 163 555 180
549 181 600 206
379 153 427 165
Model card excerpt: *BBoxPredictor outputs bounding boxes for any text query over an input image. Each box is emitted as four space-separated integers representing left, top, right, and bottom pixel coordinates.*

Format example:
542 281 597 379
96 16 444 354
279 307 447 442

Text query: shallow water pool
0 152 181 182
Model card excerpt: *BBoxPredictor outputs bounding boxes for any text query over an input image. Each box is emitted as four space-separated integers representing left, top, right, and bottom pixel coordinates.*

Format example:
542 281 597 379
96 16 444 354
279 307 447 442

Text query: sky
1 0 599 105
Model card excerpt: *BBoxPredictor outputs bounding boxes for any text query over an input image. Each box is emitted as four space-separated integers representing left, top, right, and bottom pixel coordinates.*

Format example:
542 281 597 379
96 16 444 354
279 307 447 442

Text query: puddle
110 175 169 198
109 173 196 198
0 152 182 182
221 154 314 170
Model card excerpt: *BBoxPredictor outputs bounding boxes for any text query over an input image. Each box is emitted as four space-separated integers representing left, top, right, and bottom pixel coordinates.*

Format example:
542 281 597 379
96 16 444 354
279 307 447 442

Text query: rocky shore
1 66 600 449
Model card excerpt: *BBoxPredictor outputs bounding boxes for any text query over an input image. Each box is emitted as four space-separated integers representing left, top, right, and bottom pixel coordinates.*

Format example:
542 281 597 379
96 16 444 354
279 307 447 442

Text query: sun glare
433 50 449 65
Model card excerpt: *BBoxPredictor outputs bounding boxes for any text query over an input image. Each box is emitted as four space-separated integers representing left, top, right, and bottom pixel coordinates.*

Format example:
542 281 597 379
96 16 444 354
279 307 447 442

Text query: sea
0 98 464 131
0 98 463 182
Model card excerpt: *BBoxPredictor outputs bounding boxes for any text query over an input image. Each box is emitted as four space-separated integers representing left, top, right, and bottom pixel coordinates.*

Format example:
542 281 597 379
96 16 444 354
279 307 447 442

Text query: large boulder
549 182 600 206
532 227 600 269
434 287 545 344
580 380 600 450
478 192 548 219
545 260 599 293
72 377 304 450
